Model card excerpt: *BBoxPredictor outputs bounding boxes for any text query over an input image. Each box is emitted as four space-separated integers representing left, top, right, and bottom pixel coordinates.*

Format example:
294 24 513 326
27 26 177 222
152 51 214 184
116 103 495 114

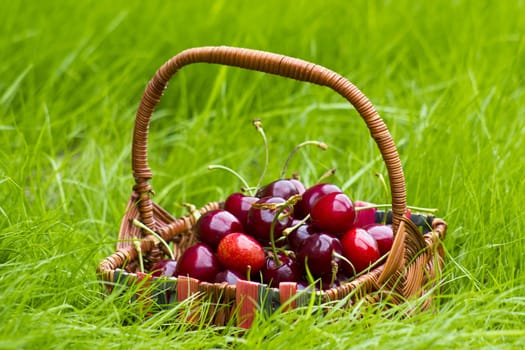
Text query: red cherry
224 193 258 228
295 183 342 219
296 233 343 279
256 179 305 200
150 259 178 302
365 224 394 256
214 269 245 285
175 243 221 282
354 200 377 228
261 252 301 288
340 228 380 275
289 179 306 195
195 209 244 249
246 196 293 243
151 259 178 277
287 221 315 251
216 233 265 275
310 192 356 236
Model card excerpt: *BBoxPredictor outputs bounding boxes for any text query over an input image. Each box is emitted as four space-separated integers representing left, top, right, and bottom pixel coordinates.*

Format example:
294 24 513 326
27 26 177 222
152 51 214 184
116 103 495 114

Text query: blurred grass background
1 0 524 348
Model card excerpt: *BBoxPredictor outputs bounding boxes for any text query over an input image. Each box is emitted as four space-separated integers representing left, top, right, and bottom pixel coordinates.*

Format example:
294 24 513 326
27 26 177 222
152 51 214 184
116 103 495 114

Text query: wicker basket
97 46 447 328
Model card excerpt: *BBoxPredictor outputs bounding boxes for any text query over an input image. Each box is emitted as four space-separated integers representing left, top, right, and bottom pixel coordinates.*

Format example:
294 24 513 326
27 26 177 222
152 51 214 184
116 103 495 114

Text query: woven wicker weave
98 46 447 328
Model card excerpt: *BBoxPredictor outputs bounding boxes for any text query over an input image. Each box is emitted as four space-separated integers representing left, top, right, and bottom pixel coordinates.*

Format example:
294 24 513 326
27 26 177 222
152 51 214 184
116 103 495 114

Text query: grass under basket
1 0 525 349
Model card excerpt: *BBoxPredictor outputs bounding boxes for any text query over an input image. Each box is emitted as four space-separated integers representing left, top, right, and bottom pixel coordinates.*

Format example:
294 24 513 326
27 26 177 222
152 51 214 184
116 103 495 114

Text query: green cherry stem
257 194 301 267
132 219 175 261
181 202 201 222
330 260 339 287
268 207 291 267
133 239 145 273
246 265 252 282
282 214 311 237
341 253 389 284
333 251 356 276
303 256 316 286
405 205 439 214
316 168 337 184
208 164 254 196
280 140 328 179
253 119 269 190
354 204 439 214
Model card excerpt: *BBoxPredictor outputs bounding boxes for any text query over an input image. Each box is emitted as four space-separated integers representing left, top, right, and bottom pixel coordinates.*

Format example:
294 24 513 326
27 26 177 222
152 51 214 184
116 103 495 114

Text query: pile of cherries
151 178 396 290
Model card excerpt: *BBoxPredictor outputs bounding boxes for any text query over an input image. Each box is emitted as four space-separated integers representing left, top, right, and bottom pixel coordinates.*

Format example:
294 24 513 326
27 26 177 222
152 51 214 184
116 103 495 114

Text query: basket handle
132 46 407 231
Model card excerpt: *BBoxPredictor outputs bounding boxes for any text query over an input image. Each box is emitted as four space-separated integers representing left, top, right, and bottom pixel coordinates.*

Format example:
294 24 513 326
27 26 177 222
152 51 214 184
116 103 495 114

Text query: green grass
1 0 525 348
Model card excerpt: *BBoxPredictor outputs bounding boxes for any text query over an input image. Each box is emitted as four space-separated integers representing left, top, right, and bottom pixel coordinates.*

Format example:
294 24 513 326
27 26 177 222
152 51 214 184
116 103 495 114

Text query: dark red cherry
296 233 343 279
214 269 245 285
365 224 394 256
261 252 301 288
287 221 315 251
341 227 380 275
175 243 221 283
216 233 265 275
289 179 306 195
151 259 178 277
310 192 356 236
195 209 244 249
354 200 377 228
295 183 342 219
256 178 305 200
246 196 293 243
224 193 258 228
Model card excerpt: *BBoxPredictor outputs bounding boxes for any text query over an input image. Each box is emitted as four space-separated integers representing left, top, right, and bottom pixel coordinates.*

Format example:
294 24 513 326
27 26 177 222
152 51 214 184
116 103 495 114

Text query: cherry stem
342 253 389 283
330 260 339 287
354 203 439 214
268 207 289 267
257 194 301 267
208 164 254 196
316 168 336 183
280 140 328 179
133 239 145 273
246 265 252 282
253 119 269 190
303 256 316 286
333 251 356 276
282 214 310 236
132 218 175 261
241 186 258 194
181 202 201 222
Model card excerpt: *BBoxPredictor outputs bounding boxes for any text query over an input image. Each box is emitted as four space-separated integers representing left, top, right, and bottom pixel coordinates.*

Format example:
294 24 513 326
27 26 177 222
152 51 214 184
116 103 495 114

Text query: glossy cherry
246 196 293 243
310 192 356 236
216 233 265 275
261 252 301 287
340 227 380 275
195 209 244 249
354 200 377 228
150 259 178 277
286 221 315 251
214 269 245 285
296 232 343 279
256 178 305 200
289 179 306 196
295 183 342 219
223 192 258 228
175 243 221 283
365 224 394 256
